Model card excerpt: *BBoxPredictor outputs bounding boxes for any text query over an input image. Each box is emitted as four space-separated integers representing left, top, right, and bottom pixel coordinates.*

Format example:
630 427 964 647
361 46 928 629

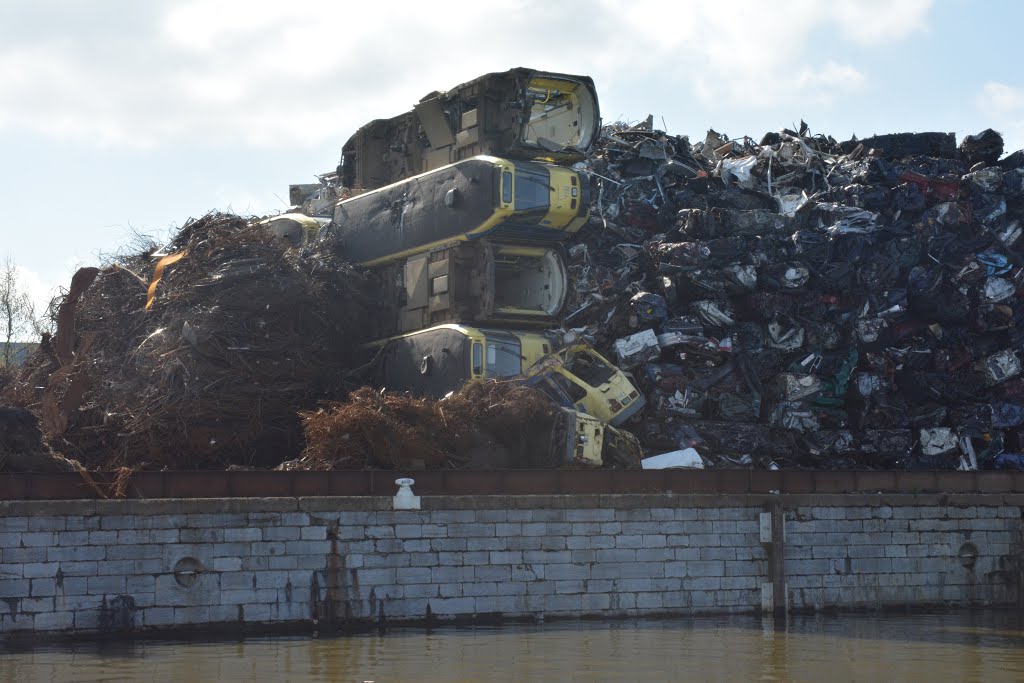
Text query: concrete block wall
785 503 1022 610
0 493 1021 637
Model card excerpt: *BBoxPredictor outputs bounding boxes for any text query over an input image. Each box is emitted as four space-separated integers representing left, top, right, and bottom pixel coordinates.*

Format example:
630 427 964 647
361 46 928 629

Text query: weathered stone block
476 510 508 523
464 581 499 598
126 575 156 594
566 509 615 522
149 529 180 544
595 548 635 563
0 518 29 533
430 510 477 524
365 525 396 539
697 546 736 561
403 583 441 599
487 550 522 565
448 523 496 537
466 537 504 552
688 534 722 548
581 593 611 611
86 575 126 595
724 560 763 577
114 529 149 545
641 534 667 548
543 594 583 612
107 544 163 561
553 580 585 594
99 515 136 530
408 552 440 567
665 535 692 548
675 548 700 561
544 564 589 581
22 562 60 579
617 509 652 522
636 548 674 562
506 536 543 551
474 565 512 582
614 535 643 549
427 597 475 615
430 537 468 552
18 532 55 547
401 539 431 553
431 566 474 583
850 557 893 574
396 567 432 585
223 527 262 543
511 564 542 581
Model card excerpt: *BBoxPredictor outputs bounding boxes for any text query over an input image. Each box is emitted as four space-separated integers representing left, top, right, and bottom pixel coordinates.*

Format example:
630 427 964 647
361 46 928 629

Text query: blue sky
2 0 1024 312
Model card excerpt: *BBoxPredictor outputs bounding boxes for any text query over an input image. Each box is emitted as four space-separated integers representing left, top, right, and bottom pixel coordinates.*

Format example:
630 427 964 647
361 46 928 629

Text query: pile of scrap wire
289 381 559 470
7 212 374 470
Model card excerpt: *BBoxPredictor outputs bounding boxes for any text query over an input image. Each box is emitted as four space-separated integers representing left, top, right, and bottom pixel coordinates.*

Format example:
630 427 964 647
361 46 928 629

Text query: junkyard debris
5 104 1024 473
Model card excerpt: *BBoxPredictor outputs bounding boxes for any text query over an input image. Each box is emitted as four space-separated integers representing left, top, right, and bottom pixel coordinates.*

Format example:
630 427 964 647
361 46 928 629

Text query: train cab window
551 372 587 403
511 162 550 222
472 342 484 375
501 171 513 204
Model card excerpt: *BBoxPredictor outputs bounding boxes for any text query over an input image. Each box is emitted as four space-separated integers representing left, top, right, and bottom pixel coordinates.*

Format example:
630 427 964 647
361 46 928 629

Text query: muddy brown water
3 611 1024 682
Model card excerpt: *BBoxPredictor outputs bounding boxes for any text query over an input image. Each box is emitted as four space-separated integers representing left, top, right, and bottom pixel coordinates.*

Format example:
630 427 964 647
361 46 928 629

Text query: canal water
3 611 1024 682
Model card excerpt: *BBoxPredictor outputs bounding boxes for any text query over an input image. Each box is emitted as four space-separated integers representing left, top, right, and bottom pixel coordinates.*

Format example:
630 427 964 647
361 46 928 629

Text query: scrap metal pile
7 111 1024 473
0 216 576 473
285 382 563 471
564 123 1024 470
5 213 376 470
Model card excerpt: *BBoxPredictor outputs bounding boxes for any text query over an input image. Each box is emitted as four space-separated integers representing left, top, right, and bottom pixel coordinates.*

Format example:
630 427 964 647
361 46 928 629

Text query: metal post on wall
760 504 787 616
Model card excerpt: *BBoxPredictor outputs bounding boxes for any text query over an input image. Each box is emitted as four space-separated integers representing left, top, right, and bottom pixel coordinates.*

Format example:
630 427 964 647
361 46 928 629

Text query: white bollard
393 477 421 510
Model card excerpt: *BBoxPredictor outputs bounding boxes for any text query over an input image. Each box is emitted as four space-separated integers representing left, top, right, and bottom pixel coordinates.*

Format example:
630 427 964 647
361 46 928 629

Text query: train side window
472 343 484 375
502 172 513 204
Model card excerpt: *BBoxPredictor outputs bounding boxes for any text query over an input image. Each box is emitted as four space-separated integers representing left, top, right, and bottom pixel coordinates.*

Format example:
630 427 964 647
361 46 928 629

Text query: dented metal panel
371 241 567 338
340 67 600 190
325 156 589 268
413 97 457 149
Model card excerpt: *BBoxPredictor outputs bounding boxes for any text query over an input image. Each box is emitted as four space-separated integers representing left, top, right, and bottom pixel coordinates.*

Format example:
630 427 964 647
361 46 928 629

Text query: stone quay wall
0 493 1021 637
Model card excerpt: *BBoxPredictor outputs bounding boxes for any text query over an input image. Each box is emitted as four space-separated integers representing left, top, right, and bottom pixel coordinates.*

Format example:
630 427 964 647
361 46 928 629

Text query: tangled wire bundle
9 212 375 469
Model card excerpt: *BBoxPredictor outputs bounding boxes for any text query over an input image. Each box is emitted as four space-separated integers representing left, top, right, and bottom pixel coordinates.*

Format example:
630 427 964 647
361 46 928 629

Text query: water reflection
3 611 1024 682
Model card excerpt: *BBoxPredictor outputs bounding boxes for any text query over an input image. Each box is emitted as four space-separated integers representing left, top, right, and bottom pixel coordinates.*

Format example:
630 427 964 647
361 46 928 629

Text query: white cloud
977 82 1024 153
829 0 933 44
796 62 867 103
980 82 1024 114
0 0 934 148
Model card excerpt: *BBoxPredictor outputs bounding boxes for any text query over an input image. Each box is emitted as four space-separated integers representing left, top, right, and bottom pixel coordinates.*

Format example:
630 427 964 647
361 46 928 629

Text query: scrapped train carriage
369 241 568 338
282 154 590 338
322 156 590 266
338 68 600 190
369 324 645 427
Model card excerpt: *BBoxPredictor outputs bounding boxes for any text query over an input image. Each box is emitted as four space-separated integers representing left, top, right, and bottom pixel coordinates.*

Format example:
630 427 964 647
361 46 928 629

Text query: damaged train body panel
340 68 601 190
370 241 568 338
371 324 645 427
324 156 589 267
